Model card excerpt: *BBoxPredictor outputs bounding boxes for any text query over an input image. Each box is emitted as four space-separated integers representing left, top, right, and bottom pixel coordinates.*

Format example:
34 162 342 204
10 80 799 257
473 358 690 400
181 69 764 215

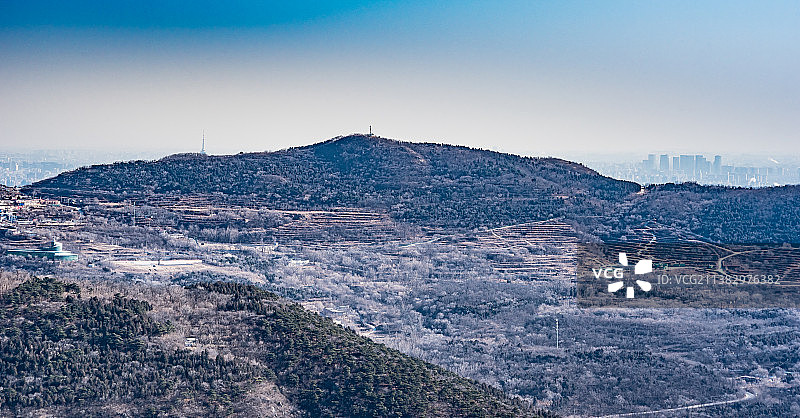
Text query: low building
8 240 78 261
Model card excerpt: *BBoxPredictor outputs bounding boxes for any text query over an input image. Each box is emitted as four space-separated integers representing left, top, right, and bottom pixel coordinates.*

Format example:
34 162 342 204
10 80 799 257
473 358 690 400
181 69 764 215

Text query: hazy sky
1 1 798 156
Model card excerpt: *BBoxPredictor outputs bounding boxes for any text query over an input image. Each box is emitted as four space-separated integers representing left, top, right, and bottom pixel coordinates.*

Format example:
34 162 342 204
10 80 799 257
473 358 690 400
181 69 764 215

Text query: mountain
0 276 544 417
24 134 800 242
26 135 638 229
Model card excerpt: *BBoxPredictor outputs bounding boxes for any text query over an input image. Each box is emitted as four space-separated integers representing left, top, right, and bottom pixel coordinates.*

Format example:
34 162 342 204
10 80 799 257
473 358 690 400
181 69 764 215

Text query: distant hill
24 134 800 242
618 183 800 243
0 276 543 417
26 135 637 229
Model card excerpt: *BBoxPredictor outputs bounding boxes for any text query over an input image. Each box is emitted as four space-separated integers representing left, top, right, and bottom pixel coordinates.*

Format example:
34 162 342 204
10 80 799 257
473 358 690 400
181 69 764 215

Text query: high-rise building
659 154 670 172
702 160 711 175
712 155 722 174
680 155 695 175
672 156 680 173
695 155 710 175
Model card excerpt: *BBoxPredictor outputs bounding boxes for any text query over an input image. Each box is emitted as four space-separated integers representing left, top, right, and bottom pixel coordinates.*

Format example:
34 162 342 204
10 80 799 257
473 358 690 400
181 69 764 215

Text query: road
592 391 755 417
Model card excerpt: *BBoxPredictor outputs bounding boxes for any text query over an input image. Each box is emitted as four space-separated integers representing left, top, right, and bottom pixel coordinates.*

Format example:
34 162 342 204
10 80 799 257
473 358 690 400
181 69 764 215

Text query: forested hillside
25 134 800 242
0 276 543 417
27 135 637 229
629 183 800 243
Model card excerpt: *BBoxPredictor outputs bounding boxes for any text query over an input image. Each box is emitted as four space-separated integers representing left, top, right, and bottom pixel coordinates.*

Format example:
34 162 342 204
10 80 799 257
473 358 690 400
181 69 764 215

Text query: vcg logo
592 252 653 298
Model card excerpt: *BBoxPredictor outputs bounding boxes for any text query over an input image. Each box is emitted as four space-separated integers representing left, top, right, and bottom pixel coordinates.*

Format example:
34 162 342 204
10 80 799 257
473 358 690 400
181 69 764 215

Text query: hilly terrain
0 274 541 417
8 135 800 417
27 135 637 230
621 182 800 243
26 134 800 243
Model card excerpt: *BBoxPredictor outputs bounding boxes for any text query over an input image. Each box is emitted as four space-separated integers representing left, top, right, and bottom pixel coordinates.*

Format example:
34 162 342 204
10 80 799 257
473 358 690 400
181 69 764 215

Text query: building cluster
638 154 799 187
0 156 71 187
1 150 164 187
592 153 800 187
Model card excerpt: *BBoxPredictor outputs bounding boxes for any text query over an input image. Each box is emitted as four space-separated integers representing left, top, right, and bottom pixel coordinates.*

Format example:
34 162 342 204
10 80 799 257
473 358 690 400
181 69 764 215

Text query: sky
1 1 798 157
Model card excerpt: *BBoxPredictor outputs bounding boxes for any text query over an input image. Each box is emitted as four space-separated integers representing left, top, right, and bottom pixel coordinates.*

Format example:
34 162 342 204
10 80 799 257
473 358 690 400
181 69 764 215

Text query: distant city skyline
585 151 800 187
1 1 798 156
4 147 800 188
0 150 169 187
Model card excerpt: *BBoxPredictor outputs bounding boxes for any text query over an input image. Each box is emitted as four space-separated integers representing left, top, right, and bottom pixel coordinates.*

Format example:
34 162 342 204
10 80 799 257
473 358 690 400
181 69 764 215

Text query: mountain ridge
23 134 800 242
26 134 638 230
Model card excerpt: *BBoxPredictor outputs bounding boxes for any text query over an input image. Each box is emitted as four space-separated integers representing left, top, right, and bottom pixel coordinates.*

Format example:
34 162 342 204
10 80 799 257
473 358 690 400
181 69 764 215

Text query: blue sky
1 1 798 155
